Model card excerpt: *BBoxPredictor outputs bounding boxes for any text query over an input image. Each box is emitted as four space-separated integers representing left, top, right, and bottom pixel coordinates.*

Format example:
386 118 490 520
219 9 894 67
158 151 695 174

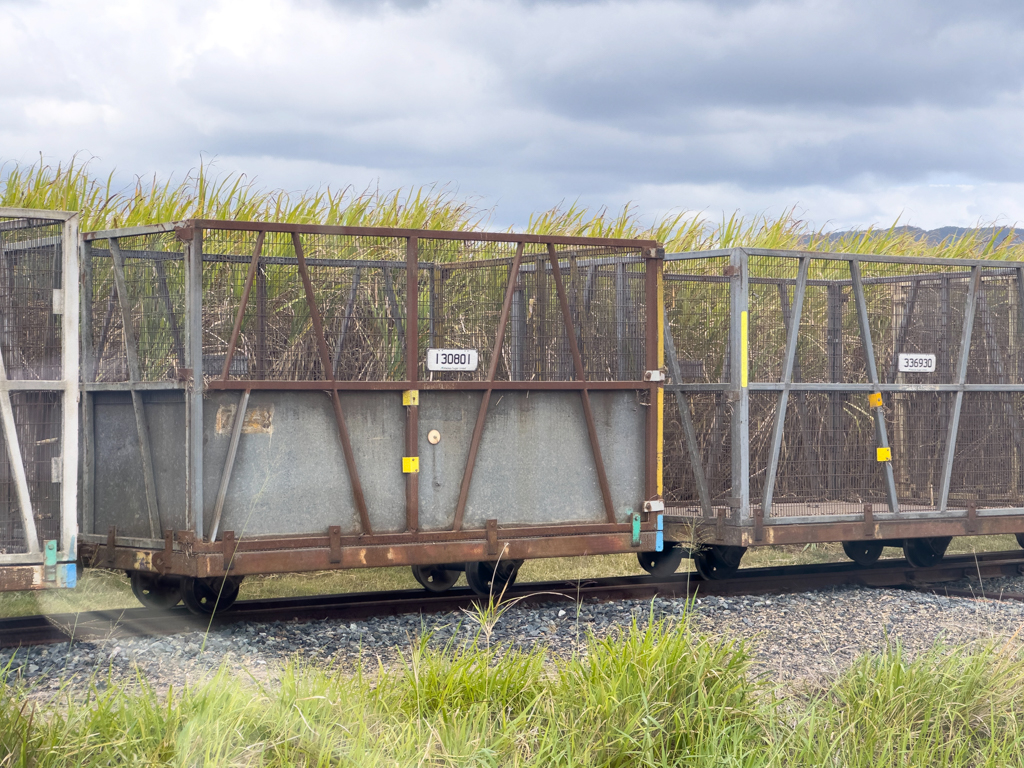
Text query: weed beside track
3 616 1024 766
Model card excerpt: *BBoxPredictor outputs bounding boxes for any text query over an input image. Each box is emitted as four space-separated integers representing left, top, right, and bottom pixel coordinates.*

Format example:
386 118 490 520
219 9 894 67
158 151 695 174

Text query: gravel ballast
5 576 1024 692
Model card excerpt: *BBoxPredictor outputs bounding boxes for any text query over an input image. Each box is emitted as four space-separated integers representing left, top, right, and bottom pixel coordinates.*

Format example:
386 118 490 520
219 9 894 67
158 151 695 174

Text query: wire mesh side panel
428 244 647 383
966 270 1023 386
0 393 61 554
0 412 18 554
791 259 867 385
855 261 973 386
948 393 1024 509
747 256 801 382
15 393 61 547
761 391 890 517
0 218 63 381
202 231 408 382
86 234 186 382
663 257 732 512
664 258 730 384
423 240 526 383
189 231 648 384
662 392 732 511
886 393 951 511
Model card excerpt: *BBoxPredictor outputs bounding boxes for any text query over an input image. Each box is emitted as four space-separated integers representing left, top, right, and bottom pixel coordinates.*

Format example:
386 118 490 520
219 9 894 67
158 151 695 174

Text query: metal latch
44 540 57 582
643 499 665 513
644 370 666 382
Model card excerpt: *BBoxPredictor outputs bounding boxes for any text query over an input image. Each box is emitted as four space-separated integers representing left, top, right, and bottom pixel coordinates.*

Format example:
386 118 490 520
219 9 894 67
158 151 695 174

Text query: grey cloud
492 1 1024 119
2 0 1023 229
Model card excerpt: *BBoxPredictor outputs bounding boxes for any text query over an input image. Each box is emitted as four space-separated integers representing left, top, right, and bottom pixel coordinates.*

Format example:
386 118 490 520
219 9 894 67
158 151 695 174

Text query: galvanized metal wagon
662 247 1024 575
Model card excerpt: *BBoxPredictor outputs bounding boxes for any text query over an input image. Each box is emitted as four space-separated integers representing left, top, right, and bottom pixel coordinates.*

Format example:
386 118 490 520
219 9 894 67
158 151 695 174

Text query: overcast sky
2 0 1023 230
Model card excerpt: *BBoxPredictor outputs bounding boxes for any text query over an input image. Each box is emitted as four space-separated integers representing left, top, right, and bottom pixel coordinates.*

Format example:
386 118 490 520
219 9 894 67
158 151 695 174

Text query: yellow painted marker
740 311 749 388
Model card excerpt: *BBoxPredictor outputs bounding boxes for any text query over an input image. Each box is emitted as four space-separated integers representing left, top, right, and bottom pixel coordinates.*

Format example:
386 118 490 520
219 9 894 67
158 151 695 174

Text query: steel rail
4 550 1024 649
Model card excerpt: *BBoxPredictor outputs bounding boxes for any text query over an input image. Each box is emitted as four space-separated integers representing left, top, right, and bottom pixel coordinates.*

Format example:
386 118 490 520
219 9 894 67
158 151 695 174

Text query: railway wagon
0 210 79 592
660 247 1024 577
63 215 669 612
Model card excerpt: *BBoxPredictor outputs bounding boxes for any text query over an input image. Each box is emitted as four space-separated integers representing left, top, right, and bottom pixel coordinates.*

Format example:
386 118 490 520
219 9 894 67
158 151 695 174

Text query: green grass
4 616 1024 766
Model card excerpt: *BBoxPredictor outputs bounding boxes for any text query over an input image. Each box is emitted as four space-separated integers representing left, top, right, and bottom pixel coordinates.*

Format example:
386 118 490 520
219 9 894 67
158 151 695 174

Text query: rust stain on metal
486 518 499 555
215 404 274 435
132 551 153 572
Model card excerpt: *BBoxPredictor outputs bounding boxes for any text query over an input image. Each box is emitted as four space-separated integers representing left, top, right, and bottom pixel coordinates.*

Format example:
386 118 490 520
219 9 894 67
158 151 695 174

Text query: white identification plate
897 353 936 373
426 348 479 372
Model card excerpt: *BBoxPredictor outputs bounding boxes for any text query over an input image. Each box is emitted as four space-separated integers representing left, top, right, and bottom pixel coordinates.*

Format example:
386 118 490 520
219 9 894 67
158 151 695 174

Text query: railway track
4 549 1024 649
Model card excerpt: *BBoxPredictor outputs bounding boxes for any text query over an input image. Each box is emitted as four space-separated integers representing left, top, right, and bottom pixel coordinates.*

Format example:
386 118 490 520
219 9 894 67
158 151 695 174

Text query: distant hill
825 226 1023 246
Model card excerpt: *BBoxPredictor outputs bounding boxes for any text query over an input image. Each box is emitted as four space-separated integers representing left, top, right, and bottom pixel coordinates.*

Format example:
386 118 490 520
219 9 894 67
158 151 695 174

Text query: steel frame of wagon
661 247 1024 549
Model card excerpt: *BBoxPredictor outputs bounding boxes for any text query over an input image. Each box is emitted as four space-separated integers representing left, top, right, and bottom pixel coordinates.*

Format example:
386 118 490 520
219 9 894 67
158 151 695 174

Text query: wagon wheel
412 564 461 593
129 572 182 610
902 537 952 568
464 559 522 598
842 540 885 567
637 545 685 577
692 545 746 580
1016 533 1024 550
180 576 243 615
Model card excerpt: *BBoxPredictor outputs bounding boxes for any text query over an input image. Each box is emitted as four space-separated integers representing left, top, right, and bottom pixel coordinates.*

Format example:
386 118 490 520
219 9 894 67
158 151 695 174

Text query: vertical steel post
850 260 900 514
729 249 750 519
762 256 809 516
186 227 205 539
405 236 419 532
644 249 664 500
60 215 80 558
938 266 980 511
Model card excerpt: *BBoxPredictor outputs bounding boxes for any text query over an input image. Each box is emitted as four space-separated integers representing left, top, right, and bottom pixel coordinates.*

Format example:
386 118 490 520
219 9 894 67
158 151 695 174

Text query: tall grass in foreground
4 618 1024 766
3 156 1022 259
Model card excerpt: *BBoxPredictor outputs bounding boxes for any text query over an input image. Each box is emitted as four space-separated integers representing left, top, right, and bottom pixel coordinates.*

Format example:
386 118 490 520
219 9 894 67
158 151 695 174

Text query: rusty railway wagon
4 209 1024 612
2 209 669 612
